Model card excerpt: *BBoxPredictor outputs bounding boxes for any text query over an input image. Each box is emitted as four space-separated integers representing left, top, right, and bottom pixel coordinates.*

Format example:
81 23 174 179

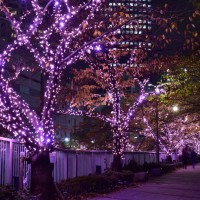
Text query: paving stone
88 164 200 200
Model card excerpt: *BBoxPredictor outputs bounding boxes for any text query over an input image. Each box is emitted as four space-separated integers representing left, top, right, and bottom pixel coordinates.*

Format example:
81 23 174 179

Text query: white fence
0 137 166 186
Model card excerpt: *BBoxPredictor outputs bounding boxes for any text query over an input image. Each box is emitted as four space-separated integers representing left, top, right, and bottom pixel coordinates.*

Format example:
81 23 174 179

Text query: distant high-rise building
96 0 152 69
107 0 152 55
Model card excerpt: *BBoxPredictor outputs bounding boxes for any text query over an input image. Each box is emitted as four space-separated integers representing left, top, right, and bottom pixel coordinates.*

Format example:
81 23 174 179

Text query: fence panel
77 152 92 176
12 143 29 186
91 151 113 174
67 151 77 178
0 139 7 184
0 137 168 186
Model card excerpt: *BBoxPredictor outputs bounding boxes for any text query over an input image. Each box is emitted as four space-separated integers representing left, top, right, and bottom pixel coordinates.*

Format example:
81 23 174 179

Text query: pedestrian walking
191 149 197 168
182 145 189 169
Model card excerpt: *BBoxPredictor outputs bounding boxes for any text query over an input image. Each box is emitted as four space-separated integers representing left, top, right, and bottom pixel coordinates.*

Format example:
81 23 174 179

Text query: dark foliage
58 170 134 199
123 159 184 174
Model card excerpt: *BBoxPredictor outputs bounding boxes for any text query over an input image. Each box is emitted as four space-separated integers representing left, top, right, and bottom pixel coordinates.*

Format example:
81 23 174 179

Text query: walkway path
88 164 200 200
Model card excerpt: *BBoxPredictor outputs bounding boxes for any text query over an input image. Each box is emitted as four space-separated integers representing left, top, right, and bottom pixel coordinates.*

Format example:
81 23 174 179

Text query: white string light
0 0 125 152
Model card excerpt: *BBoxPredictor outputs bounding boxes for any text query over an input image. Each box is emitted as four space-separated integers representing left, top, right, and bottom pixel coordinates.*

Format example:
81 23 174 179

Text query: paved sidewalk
88 164 200 200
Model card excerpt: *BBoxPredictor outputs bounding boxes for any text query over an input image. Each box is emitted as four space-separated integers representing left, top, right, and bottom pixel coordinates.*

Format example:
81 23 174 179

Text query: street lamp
64 137 70 142
172 105 179 112
64 137 71 148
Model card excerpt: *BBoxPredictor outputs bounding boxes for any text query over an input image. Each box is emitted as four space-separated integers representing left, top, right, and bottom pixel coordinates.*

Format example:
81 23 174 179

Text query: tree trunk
30 151 56 200
112 128 124 172
112 154 122 172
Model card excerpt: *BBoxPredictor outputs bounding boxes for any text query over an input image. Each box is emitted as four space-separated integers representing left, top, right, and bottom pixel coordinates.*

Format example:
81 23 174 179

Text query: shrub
123 159 184 176
0 185 40 200
145 162 161 170
123 159 151 173
0 185 15 200
60 175 117 195
121 170 134 183
58 170 134 198
161 162 183 174
123 159 143 172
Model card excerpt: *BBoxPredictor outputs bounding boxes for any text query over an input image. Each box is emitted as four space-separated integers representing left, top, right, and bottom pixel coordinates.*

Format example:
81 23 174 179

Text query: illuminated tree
0 0 136 198
162 56 200 117
140 100 200 156
58 51 155 171
160 114 200 154
0 0 199 197
154 56 200 154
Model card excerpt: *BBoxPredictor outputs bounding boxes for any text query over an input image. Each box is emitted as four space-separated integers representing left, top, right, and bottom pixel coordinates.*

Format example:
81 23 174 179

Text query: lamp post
155 104 179 164
155 100 159 164
172 105 179 161
155 88 161 164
